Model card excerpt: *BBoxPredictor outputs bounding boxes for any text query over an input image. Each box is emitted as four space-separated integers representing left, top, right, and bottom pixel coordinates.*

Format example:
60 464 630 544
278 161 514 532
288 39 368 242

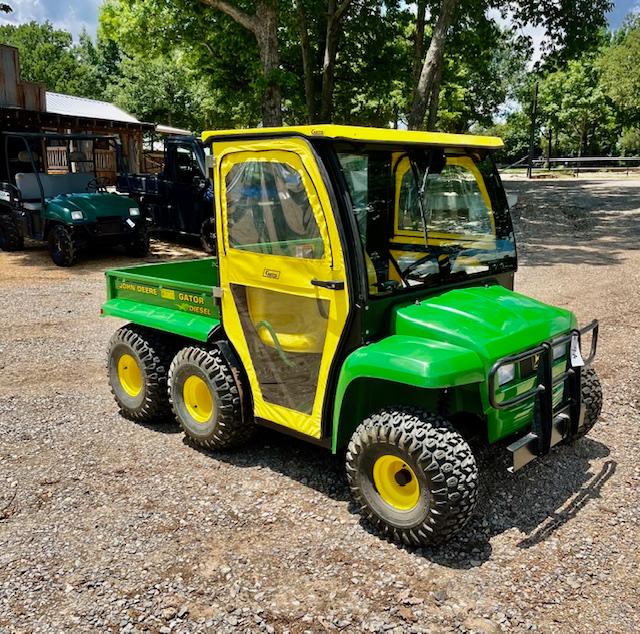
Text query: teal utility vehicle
0 132 149 266
102 126 602 545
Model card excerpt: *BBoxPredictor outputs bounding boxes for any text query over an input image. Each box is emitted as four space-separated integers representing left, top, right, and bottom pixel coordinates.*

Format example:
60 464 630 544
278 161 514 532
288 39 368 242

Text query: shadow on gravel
516 458 616 549
505 180 640 267
2 235 203 274
182 426 614 570
133 416 182 435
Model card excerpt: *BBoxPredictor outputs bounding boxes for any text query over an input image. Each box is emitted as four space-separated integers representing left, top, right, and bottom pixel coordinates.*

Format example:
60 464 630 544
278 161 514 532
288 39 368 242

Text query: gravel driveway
1 179 638 633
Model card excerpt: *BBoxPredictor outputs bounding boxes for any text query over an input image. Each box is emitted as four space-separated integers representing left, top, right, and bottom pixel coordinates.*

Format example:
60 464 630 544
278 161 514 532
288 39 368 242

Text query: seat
15 172 94 203
22 201 42 211
246 287 326 354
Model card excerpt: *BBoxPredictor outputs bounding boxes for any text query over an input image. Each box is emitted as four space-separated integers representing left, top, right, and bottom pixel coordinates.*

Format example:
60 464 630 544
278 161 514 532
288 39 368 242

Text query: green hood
393 285 575 367
46 193 135 222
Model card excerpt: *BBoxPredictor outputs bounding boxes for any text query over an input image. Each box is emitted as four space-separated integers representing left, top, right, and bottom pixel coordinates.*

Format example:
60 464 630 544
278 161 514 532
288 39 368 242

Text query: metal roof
46 91 141 124
202 124 504 150
157 124 193 136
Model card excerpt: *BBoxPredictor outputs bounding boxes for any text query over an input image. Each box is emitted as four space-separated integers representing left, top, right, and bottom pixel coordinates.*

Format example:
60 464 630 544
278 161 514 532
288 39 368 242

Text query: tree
199 0 282 126
407 0 613 130
408 0 459 130
100 0 263 128
537 55 619 156
598 17 640 125
0 21 109 98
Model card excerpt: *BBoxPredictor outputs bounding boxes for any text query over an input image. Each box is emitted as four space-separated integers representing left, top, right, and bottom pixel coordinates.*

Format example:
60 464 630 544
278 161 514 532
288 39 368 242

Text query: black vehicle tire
168 346 254 450
346 408 478 546
576 367 603 438
200 217 216 254
108 324 178 422
0 214 24 251
48 224 78 266
124 224 150 257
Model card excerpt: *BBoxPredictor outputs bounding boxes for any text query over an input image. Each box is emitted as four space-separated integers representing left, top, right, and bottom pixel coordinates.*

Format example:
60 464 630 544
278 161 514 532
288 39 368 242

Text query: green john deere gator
102 125 602 546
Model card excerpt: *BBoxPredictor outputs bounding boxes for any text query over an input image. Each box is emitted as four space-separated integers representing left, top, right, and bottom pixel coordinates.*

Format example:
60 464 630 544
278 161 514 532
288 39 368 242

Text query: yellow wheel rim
117 353 143 398
183 375 214 423
372 455 420 511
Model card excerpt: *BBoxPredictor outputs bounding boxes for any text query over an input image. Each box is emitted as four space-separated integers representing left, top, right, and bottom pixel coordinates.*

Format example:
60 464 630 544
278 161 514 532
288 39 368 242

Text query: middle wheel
168 346 253 450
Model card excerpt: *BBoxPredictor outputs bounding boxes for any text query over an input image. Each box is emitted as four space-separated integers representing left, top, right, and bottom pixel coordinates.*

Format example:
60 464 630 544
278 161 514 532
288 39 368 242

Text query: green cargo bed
101 258 221 342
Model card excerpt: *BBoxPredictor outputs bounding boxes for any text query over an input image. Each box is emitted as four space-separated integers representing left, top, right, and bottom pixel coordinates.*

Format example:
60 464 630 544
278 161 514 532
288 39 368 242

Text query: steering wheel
86 177 109 193
401 245 459 282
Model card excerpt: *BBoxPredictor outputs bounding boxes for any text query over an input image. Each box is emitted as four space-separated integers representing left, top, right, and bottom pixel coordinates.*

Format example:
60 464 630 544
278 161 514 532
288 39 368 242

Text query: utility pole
527 82 539 179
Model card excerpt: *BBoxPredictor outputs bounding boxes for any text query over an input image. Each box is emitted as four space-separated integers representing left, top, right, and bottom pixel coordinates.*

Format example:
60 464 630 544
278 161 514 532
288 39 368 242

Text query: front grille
96 217 123 235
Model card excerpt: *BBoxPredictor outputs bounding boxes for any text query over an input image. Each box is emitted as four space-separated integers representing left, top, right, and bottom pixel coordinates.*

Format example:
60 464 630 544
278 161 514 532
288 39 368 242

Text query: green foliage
100 0 263 128
0 0 623 150
479 111 535 165
436 12 531 132
598 17 640 125
537 55 619 156
618 128 640 156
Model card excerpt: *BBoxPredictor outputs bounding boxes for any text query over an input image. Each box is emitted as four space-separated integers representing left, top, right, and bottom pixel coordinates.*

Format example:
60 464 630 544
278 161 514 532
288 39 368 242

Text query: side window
225 159 324 259
175 146 199 182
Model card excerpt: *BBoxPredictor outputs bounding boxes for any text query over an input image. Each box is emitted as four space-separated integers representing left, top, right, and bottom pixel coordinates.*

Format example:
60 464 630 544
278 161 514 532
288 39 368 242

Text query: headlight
552 343 566 360
70 210 84 221
129 207 140 216
497 363 516 386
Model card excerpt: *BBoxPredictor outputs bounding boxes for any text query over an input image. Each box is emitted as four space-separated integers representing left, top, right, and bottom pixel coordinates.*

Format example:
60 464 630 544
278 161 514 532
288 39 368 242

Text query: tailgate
102 258 221 342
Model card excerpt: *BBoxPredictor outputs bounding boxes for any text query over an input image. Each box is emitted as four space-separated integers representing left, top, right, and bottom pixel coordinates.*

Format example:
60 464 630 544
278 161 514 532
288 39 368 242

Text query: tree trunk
200 0 282 126
426 61 443 131
255 1 282 126
408 0 459 130
296 2 317 123
319 0 352 123
412 0 427 86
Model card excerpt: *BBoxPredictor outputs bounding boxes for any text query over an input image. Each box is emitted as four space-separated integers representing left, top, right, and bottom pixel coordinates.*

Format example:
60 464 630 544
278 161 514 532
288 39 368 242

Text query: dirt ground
0 179 639 633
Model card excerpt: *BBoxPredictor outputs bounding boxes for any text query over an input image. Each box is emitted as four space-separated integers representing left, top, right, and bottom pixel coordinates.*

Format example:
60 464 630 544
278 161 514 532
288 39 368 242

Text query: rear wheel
48 224 78 266
200 218 215 254
576 367 603 438
108 325 177 422
346 408 478 546
124 224 150 257
168 346 254 450
0 214 24 251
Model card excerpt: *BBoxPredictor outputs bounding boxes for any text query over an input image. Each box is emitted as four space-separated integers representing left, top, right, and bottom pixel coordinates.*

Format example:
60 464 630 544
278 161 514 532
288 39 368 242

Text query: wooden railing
46 146 67 172
45 147 117 175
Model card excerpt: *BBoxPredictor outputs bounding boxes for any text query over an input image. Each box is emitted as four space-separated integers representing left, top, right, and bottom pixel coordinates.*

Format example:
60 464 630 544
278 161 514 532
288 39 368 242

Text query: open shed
0 44 154 183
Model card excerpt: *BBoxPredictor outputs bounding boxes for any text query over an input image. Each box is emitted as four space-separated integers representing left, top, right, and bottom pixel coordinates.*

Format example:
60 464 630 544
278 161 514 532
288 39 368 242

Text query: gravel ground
1 179 639 634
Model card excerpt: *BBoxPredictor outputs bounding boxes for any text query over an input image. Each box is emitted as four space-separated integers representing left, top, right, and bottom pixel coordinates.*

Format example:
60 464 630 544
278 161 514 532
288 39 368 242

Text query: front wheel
48 224 78 266
576 367 603 438
200 217 215 254
0 214 24 252
124 224 150 257
346 408 478 546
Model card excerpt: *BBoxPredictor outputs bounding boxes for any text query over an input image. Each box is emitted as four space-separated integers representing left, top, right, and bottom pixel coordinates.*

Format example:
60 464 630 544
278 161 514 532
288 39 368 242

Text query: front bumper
488 321 599 472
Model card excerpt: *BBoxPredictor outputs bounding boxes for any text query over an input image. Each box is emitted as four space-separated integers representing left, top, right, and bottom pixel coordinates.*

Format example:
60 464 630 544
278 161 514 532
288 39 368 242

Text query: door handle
311 278 345 290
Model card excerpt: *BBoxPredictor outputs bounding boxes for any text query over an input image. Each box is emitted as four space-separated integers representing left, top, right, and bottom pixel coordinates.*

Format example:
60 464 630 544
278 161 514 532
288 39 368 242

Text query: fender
331 335 484 451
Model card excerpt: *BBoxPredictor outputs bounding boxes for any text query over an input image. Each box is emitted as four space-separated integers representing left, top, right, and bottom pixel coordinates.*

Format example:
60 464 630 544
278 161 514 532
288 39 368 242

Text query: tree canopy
1 0 636 159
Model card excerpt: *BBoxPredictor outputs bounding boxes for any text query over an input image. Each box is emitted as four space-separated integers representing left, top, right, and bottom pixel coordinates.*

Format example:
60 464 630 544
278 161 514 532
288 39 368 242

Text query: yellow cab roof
201 124 503 150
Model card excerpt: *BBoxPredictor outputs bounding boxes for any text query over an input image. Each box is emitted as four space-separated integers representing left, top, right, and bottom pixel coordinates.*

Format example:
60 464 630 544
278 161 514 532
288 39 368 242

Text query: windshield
337 145 516 295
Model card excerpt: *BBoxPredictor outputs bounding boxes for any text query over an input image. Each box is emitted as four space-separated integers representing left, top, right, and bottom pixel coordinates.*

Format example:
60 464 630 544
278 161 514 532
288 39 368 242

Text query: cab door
212 137 350 439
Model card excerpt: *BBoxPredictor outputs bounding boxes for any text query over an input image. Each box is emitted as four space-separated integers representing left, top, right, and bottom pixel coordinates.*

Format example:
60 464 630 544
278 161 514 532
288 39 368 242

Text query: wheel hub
183 374 214 423
117 353 143 397
372 455 420 511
